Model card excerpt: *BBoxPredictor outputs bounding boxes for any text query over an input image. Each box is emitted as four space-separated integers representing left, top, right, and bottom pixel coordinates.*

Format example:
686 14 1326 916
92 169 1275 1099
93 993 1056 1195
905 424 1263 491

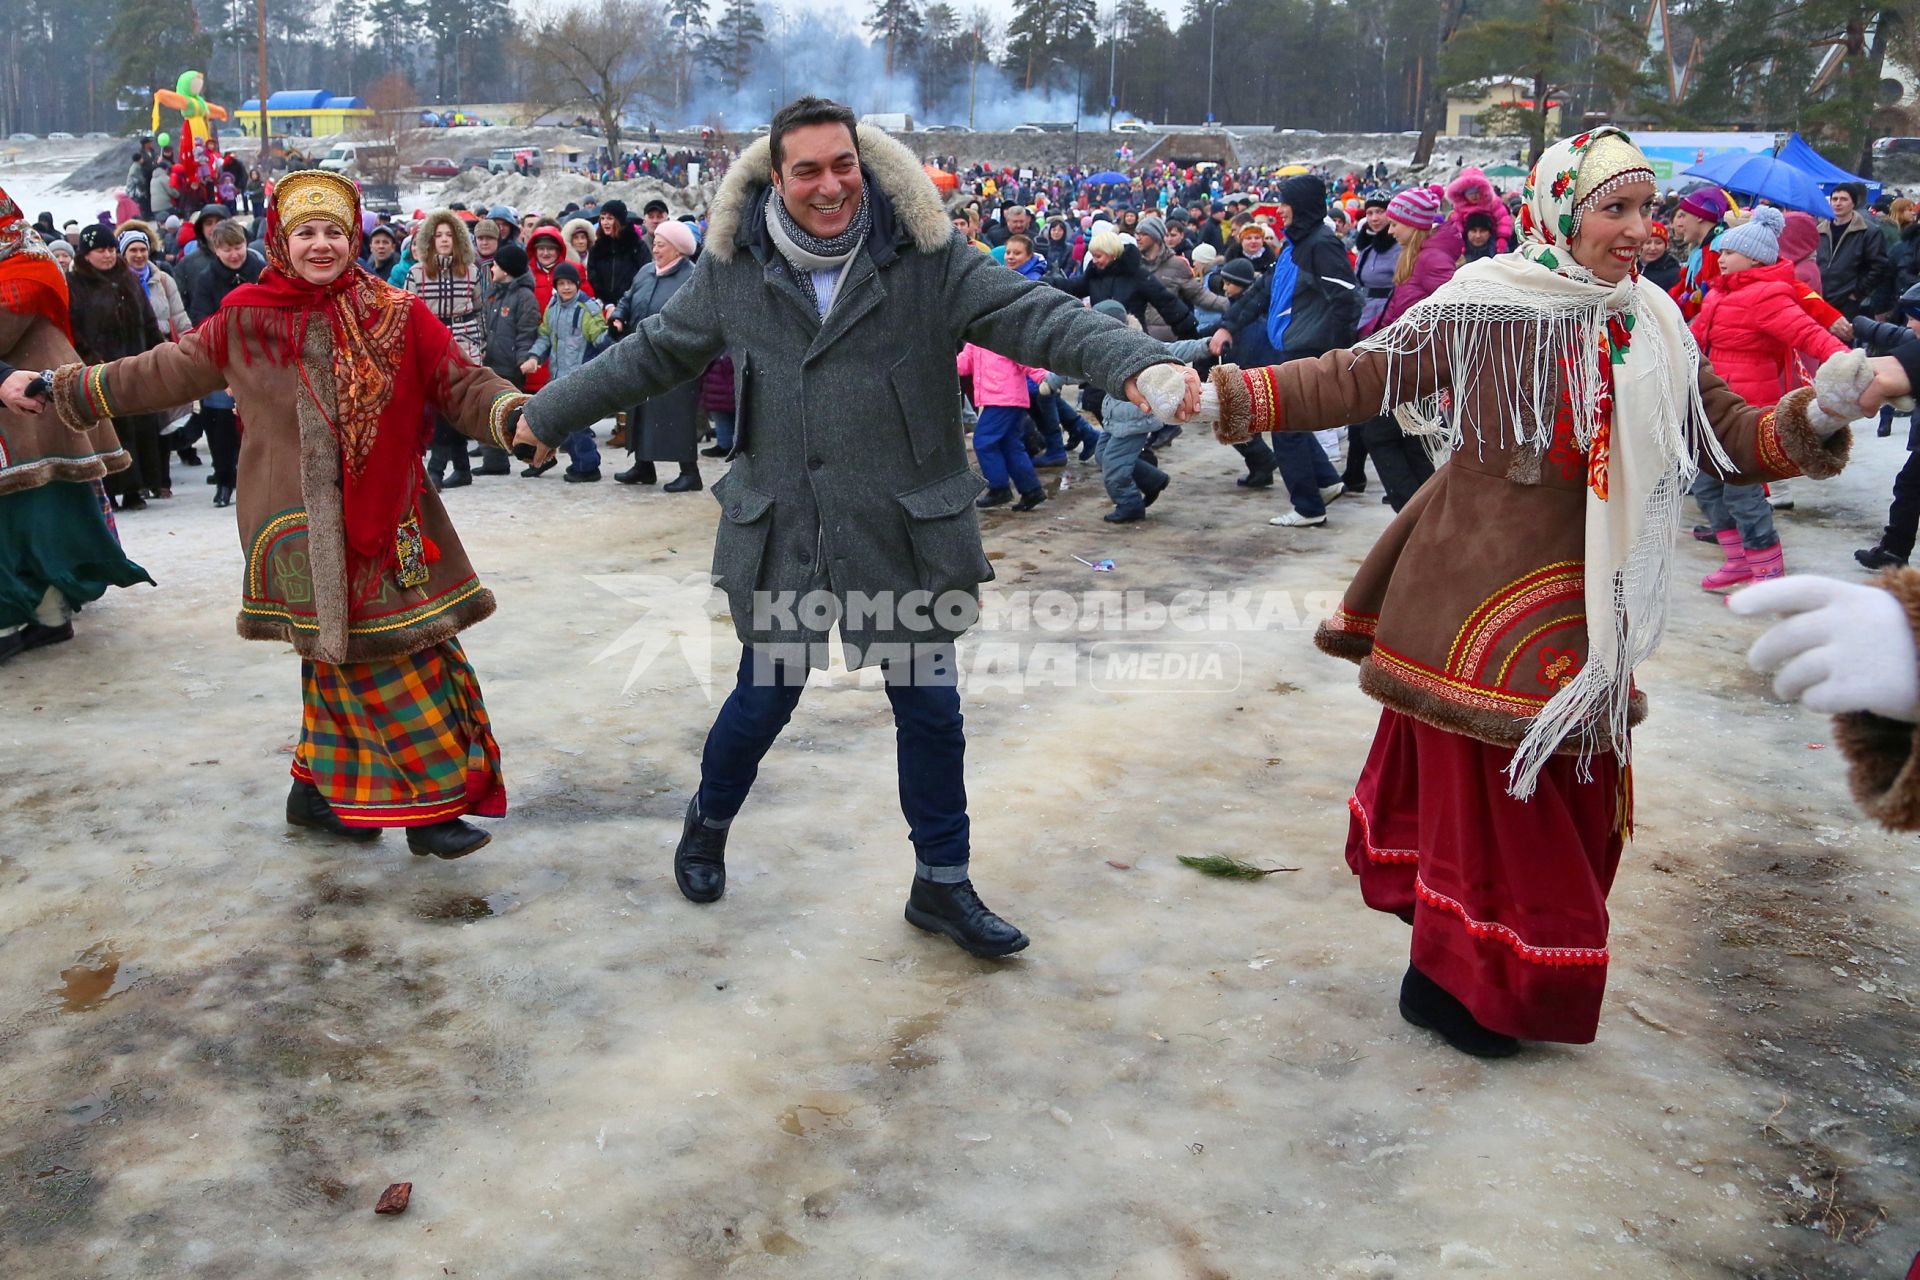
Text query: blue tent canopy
1776 132 1880 202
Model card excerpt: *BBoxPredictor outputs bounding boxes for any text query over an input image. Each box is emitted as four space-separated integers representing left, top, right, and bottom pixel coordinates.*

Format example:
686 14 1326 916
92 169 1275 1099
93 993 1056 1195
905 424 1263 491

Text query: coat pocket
896 468 994 603
710 468 775 602
890 355 958 468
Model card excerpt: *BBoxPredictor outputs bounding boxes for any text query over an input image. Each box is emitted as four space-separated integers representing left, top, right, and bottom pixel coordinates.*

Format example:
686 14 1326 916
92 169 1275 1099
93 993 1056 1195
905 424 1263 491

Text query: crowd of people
9 101 1920 1062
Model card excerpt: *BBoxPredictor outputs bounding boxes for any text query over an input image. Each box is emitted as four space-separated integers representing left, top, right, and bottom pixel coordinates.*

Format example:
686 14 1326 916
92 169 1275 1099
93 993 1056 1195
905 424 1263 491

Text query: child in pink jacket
1688 206 1847 590
1444 168 1514 253
957 343 1050 510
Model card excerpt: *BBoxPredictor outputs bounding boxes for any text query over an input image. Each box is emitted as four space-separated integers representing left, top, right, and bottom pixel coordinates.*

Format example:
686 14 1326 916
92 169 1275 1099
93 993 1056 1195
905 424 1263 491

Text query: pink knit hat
1387 185 1444 230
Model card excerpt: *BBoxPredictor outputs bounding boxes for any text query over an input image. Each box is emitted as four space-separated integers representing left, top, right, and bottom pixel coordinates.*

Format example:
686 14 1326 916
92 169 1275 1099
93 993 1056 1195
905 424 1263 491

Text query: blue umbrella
1082 170 1129 186
1680 152 1834 219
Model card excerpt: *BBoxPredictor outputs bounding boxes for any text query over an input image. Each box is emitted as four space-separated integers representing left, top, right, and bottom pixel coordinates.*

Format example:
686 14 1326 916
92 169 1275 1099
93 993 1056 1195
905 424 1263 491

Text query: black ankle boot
975 486 1013 508
407 818 490 859
674 796 728 903
1398 965 1520 1058
905 878 1029 957
1011 487 1047 511
285 780 380 842
21 620 73 650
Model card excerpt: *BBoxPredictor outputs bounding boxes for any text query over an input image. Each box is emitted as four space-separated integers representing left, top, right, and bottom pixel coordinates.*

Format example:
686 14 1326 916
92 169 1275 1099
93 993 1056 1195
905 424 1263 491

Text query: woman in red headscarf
50 170 531 859
0 185 152 664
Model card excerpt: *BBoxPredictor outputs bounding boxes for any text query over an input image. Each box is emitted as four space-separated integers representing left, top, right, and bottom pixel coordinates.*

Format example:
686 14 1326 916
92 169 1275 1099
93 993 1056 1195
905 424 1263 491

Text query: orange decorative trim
1448 560 1582 674
1369 643 1557 717
1347 794 1418 863
1328 604 1379 637
1754 408 1796 478
1414 876 1610 967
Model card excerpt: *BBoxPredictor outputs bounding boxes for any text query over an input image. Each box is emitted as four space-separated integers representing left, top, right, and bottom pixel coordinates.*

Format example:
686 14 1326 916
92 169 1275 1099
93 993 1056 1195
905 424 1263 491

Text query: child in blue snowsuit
1089 300 1207 523
525 262 610 480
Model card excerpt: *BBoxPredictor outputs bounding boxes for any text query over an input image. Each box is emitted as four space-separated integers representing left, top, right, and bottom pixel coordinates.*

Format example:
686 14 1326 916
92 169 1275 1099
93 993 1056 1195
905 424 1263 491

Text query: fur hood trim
1446 168 1497 207
413 209 476 274
704 124 949 263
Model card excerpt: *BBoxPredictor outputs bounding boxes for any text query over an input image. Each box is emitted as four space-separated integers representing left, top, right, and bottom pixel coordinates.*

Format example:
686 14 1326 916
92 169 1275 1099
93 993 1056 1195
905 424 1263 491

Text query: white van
319 141 397 174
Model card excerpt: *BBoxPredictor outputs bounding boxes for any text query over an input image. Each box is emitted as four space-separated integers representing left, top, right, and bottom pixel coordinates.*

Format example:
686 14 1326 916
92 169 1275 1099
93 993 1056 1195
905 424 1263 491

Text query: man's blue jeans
697 644 971 880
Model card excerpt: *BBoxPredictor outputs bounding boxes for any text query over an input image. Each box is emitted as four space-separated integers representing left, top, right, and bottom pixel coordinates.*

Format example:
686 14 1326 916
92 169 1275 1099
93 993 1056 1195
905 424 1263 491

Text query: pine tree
1001 0 1096 92
867 0 923 79
665 0 709 112
329 0 368 94
702 0 765 95
104 0 212 130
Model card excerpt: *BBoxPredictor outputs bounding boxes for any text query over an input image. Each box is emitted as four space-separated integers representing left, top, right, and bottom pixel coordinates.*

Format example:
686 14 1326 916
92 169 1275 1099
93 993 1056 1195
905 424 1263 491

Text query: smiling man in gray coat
515 96 1197 958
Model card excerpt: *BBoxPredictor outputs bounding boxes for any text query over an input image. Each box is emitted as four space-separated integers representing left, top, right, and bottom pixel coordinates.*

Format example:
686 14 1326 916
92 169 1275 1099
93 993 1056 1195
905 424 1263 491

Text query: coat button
807 456 824 470
728 506 741 519
797 549 812 565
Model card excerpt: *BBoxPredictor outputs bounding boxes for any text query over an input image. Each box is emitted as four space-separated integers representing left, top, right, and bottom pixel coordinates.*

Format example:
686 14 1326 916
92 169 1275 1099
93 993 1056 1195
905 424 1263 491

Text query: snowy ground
1 409 1916 1278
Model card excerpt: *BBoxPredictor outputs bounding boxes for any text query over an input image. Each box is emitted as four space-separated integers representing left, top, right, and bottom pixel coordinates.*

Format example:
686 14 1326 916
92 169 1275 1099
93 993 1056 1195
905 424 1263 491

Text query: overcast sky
712 0 1188 36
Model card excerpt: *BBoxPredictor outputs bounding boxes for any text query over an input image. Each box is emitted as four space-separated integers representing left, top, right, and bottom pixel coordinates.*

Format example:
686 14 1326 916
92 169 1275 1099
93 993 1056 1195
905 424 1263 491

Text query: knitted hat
46 237 73 259
1363 189 1391 210
117 228 149 252
492 241 529 277
1190 243 1218 267
1386 185 1443 230
1166 205 1190 223
599 198 628 224
1136 215 1166 244
652 218 696 257
1676 187 1729 225
551 261 581 286
77 224 116 255
1716 204 1785 265
1220 257 1258 287
1462 210 1495 235
1092 299 1129 321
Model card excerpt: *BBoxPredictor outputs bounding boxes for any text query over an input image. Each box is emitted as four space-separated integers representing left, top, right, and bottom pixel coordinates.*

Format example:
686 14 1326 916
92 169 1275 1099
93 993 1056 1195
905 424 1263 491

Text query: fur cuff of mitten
50 363 103 432
1772 387 1851 480
1832 567 1920 830
1207 364 1257 445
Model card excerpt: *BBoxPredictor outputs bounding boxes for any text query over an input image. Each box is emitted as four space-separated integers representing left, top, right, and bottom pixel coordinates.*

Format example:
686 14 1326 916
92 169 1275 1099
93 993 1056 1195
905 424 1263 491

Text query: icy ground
1 411 1915 1278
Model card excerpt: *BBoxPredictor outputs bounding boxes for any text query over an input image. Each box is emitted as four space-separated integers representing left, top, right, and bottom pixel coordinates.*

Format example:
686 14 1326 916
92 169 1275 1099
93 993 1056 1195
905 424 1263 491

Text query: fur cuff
1209 364 1254 445
1830 567 1920 830
1764 387 1850 480
50 363 101 432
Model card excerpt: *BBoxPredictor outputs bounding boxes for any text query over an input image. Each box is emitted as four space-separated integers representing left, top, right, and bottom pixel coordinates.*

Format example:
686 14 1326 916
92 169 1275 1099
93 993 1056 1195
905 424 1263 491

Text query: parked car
923 124 974 134
82 131 111 140
1113 120 1155 134
7 133 38 142
408 156 460 178
46 131 75 141
1872 137 1920 156
457 155 490 173
1011 124 1046 135
487 146 544 175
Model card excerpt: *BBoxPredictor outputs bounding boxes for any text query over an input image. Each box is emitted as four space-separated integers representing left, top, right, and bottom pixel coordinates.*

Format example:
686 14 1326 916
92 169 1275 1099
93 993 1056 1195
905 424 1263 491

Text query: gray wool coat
522 125 1178 667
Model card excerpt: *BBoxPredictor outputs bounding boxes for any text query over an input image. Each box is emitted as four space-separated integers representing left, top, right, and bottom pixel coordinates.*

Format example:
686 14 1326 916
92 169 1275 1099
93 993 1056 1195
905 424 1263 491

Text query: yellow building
233 90 374 139
1445 77 1564 138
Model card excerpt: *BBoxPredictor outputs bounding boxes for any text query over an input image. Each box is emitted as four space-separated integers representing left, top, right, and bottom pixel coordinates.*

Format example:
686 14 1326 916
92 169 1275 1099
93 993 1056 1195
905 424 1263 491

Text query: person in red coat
1689 206 1847 589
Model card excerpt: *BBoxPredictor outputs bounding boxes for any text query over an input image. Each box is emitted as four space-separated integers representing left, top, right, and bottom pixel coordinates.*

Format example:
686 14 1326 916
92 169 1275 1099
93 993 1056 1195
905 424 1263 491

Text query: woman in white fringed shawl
1178 127 1866 1058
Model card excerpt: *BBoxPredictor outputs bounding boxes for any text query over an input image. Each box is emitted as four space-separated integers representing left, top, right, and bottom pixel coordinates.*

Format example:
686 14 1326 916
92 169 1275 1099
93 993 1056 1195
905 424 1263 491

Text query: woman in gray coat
613 219 702 490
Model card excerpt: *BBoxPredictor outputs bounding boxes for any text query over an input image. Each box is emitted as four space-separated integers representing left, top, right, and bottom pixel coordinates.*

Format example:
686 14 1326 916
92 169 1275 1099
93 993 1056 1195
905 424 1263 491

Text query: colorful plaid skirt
291 640 506 829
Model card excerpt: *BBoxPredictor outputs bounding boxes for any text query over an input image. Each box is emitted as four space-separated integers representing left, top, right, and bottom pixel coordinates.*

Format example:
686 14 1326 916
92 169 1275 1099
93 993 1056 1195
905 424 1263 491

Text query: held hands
1208 330 1233 358
510 416 554 468
1125 363 1204 422
519 358 540 377
1729 575 1920 723
1829 316 1854 342
0 369 45 414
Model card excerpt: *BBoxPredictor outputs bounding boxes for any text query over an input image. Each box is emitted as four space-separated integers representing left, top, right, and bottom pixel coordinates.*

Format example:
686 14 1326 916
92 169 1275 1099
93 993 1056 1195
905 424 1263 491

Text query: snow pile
435 168 715 220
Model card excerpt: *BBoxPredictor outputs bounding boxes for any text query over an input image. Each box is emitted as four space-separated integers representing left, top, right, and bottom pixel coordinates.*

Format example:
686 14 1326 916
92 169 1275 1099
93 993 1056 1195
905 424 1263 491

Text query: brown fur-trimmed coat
1239 326 1850 753
0 309 128 498
1833 568 1920 830
52 289 526 664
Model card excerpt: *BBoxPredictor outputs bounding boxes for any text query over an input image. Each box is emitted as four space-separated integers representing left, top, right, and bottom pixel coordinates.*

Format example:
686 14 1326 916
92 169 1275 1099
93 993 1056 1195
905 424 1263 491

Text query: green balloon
158 131 171 148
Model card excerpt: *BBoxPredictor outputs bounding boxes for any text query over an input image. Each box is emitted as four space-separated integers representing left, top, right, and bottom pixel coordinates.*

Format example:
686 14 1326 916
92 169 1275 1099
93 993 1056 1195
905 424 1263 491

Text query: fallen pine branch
1177 855 1300 880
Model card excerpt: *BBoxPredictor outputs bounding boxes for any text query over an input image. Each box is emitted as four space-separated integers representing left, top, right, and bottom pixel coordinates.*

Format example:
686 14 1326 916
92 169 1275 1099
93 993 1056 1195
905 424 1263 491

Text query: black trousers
1358 414 1436 512
1881 449 1920 558
204 407 240 487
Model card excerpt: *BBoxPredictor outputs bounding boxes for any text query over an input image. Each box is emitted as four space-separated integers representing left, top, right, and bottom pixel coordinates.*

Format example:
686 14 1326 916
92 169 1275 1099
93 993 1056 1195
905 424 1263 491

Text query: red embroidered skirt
291 640 506 828
1345 708 1625 1044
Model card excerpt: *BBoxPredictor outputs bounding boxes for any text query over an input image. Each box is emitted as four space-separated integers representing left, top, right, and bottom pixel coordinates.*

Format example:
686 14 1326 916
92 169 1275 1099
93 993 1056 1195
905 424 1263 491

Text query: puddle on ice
413 869 571 925
778 1093 864 1137
50 944 143 1012
886 1012 943 1071
759 1229 806 1256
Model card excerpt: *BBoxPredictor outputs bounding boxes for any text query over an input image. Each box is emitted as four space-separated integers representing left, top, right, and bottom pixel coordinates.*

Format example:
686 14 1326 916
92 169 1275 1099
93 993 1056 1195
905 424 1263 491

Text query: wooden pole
257 0 270 170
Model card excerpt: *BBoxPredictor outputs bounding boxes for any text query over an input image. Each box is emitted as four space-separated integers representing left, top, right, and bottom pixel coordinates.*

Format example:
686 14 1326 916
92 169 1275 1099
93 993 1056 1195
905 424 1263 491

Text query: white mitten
1136 363 1193 422
1729 574 1920 722
1035 380 1053 395
1810 349 1874 435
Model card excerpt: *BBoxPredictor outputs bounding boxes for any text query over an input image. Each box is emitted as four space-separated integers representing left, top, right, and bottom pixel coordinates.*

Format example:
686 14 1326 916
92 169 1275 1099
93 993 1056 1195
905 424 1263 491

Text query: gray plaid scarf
764 185 871 313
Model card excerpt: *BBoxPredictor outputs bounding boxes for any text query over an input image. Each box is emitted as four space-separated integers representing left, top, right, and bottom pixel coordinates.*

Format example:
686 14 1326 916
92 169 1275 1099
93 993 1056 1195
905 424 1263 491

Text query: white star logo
585 573 726 701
